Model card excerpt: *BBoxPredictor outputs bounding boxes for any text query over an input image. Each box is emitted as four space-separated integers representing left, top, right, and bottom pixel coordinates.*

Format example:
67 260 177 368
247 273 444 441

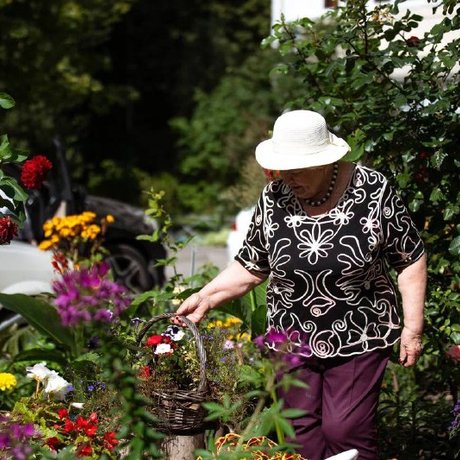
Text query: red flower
406 36 421 47
84 424 98 437
139 365 152 379
45 437 60 450
77 443 93 458
57 408 69 419
88 412 98 424
146 335 163 347
103 431 119 450
20 154 53 189
0 216 18 245
63 418 75 433
446 345 460 362
52 251 69 273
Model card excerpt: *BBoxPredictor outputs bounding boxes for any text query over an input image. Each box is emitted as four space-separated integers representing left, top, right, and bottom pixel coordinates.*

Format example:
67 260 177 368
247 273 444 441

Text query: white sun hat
255 110 351 170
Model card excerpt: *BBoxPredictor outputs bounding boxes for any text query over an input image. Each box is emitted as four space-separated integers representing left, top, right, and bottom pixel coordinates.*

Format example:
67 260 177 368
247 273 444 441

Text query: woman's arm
174 261 267 323
397 253 427 367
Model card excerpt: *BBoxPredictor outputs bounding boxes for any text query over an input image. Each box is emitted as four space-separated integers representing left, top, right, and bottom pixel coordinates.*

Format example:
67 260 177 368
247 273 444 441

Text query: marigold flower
0 372 17 391
20 154 53 189
105 214 115 224
0 216 18 245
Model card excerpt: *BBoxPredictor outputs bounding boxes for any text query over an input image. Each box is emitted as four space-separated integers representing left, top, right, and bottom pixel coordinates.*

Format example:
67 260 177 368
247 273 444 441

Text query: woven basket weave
136 312 208 434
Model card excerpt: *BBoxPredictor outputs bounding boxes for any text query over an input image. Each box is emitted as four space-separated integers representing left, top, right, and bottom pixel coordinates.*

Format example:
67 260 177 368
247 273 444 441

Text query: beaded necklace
304 162 339 207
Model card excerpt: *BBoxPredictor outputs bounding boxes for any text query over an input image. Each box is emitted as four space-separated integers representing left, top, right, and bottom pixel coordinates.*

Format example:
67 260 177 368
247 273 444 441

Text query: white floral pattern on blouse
236 165 424 358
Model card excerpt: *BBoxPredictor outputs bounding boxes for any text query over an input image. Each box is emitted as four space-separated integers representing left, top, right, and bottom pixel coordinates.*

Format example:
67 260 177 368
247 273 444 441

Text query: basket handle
136 312 208 393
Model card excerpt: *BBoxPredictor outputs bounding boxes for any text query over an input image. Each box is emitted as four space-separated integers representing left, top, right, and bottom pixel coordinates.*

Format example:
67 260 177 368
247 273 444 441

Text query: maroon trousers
278 347 391 460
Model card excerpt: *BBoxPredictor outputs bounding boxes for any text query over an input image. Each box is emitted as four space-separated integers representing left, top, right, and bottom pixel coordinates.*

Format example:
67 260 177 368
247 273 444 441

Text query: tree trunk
160 433 205 460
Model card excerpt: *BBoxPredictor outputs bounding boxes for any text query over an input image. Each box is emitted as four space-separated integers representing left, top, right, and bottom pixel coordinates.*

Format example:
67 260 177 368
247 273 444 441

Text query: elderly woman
175 110 427 460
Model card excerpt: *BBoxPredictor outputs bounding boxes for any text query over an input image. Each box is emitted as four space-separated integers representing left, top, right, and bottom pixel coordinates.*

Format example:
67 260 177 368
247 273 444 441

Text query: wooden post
160 433 205 460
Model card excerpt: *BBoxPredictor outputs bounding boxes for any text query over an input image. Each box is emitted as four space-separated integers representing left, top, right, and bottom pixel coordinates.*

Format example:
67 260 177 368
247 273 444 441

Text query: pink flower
446 345 460 362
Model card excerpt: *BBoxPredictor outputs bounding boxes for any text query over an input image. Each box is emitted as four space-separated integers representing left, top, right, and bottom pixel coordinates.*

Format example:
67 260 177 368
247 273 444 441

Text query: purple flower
10 445 33 460
253 335 265 350
265 328 289 345
52 262 131 326
9 423 35 440
0 433 10 448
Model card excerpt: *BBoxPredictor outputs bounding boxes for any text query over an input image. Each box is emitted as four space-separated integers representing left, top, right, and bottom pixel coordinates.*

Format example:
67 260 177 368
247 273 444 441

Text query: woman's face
280 165 332 200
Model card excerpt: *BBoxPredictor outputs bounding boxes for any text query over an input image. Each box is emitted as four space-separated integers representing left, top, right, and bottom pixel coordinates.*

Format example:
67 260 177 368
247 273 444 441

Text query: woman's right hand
173 292 211 324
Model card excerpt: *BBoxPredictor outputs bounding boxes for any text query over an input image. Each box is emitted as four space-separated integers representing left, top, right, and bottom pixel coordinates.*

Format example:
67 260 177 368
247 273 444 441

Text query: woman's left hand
399 327 423 367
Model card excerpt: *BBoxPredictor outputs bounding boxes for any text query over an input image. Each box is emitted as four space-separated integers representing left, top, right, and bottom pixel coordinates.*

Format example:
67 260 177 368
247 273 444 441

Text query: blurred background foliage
0 0 273 215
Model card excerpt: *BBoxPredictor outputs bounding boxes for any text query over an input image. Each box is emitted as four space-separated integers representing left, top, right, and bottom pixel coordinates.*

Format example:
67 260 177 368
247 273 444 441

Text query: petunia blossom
44 372 73 401
155 343 174 355
26 362 53 382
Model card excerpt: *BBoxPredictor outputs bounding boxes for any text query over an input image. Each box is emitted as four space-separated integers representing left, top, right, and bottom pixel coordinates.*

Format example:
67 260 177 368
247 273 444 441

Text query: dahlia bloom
52 262 131 326
20 154 52 189
0 216 18 245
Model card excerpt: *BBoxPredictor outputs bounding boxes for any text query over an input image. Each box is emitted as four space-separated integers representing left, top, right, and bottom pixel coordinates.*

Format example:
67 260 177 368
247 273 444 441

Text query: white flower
26 362 53 382
223 340 235 350
163 325 185 341
71 402 84 409
44 372 73 401
155 343 173 355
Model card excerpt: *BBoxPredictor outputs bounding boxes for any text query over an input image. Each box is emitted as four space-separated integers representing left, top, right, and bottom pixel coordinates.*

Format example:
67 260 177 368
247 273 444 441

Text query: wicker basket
136 312 208 434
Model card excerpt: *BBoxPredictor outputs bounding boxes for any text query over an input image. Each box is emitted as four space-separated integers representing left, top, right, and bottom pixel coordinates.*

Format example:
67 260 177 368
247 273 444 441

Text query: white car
226 206 255 262
0 240 54 295
0 240 54 328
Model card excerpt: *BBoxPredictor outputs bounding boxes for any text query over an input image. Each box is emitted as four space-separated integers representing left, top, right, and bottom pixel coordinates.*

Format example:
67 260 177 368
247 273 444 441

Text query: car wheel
106 244 154 293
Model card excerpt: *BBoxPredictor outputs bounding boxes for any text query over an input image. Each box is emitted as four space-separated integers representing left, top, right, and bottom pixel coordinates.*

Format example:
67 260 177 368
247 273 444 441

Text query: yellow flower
105 214 115 224
38 239 54 251
236 332 251 342
0 372 17 391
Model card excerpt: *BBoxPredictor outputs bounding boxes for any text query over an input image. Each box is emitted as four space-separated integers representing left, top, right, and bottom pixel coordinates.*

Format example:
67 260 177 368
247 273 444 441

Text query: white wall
271 0 443 25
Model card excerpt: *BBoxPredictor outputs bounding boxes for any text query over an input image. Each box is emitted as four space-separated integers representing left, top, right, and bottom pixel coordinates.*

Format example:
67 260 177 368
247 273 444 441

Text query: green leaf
0 92 15 109
448 236 460 256
13 348 68 366
251 304 267 338
0 176 28 201
281 408 307 418
0 294 75 350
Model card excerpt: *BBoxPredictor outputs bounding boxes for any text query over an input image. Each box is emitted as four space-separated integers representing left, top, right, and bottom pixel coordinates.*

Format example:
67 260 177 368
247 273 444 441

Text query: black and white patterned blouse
235 164 425 358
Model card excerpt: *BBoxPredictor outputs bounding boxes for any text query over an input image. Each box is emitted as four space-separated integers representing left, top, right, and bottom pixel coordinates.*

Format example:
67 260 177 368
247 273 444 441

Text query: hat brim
255 139 350 171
